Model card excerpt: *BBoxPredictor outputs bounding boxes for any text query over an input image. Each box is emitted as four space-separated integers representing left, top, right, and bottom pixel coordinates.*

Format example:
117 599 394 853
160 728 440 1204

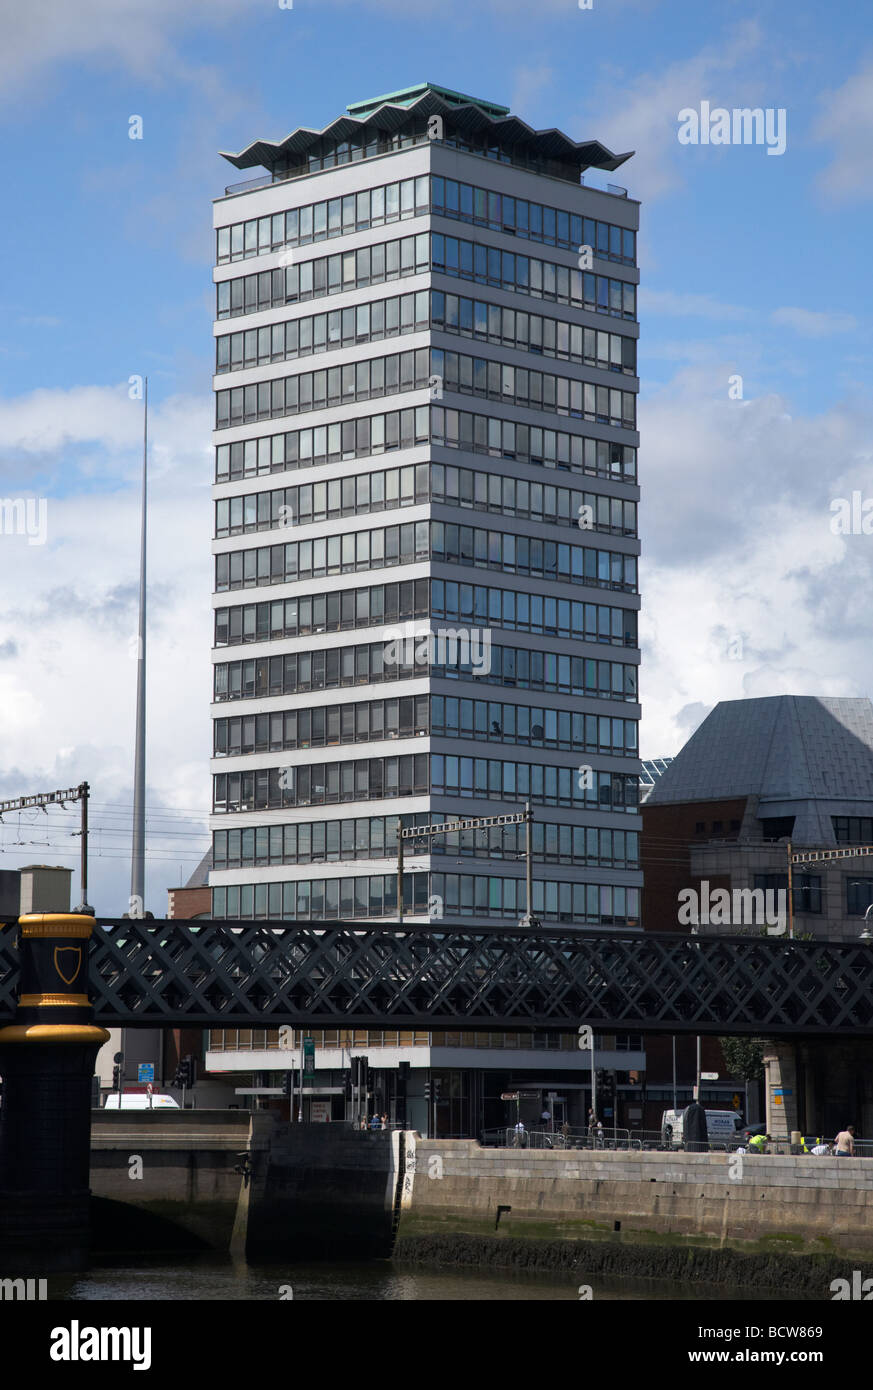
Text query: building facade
206 83 643 1132
641 695 873 1136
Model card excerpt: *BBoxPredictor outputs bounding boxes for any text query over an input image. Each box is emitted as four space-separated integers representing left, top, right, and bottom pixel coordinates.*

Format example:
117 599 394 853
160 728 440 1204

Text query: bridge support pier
761 1039 799 1140
0 914 109 1272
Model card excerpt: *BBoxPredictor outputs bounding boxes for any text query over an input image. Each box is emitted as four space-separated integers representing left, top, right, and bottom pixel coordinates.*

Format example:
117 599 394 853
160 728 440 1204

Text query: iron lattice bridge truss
1 919 873 1034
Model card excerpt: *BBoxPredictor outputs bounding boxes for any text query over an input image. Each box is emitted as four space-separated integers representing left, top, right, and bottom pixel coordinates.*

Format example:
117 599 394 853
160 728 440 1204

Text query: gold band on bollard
18 914 95 939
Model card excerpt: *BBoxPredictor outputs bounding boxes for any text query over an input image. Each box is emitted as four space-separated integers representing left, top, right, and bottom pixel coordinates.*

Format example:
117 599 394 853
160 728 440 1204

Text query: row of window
212 872 428 920
753 871 873 916
213 756 638 814
430 757 639 810
432 698 637 754
432 290 636 370
433 233 636 318
833 818 873 846
217 291 429 371
433 347 636 427
210 872 641 926
215 232 636 322
215 289 636 377
215 464 637 540
212 815 640 870
431 176 635 261
214 346 637 432
217 173 635 266
218 176 429 261
214 579 637 651
431 407 638 476
270 123 583 184
213 695 638 758
753 873 822 914
215 406 637 485
431 874 640 925
213 755 430 811
213 646 639 704
215 522 637 594
432 579 637 645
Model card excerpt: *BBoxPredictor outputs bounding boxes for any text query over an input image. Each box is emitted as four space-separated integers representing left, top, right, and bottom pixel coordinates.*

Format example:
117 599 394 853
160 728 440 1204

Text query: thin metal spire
130 378 147 913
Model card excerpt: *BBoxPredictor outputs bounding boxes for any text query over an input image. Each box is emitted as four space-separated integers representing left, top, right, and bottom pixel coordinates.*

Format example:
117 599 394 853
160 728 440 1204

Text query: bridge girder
1 919 872 1035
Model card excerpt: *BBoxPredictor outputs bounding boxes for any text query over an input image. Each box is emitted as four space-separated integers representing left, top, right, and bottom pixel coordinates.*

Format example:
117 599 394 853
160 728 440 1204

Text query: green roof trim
347 82 510 119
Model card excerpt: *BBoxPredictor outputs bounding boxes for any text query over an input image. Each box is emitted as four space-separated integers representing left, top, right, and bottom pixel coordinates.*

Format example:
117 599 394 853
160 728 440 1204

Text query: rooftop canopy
219 81 633 179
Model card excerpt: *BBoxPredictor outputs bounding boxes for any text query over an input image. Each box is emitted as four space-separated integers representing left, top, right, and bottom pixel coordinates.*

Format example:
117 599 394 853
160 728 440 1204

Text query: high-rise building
207 83 642 1133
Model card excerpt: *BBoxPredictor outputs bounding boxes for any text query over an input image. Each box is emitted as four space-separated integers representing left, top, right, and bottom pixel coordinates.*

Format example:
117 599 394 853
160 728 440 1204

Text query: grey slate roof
646 697 873 804
185 847 212 889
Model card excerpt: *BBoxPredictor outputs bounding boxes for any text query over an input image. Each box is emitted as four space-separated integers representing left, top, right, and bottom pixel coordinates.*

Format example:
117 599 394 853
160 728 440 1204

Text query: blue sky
1 0 872 912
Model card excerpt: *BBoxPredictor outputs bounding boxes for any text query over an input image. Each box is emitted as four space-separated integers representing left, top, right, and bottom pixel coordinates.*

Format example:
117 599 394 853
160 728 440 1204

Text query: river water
47 1255 804 1301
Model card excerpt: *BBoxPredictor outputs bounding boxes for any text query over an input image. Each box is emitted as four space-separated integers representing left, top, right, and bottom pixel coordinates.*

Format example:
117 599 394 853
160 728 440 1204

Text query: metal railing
482 1126 632 1150
480 1128 873 1156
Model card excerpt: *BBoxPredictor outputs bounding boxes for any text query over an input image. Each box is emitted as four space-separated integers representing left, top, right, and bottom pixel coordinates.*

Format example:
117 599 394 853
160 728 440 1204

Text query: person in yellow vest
749 1132 769 1153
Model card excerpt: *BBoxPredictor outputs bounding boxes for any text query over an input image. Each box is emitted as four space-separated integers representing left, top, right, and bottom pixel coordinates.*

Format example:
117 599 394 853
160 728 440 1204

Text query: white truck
660 1108 742 1148
103 1092 180 1111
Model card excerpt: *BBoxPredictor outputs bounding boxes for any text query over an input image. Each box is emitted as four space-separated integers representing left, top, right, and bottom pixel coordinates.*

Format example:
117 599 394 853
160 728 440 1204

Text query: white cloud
573 21 767 202
0 384 212 914
639 364 873 756
0 0 260 97
770 307 857 337
812 59 873 201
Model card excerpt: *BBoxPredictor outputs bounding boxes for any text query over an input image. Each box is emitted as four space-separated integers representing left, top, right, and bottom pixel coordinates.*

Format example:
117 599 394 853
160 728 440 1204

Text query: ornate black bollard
0 913 109 1271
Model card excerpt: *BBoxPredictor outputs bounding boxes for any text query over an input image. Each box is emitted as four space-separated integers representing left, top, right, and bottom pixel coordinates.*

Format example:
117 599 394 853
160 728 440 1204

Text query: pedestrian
749 1132 769 1153
369 1112 381 1130
513 1119 526 1148
381 1113 388 1130
587 1108 596 1135
834 1125 855 1157
359 1114 368 1132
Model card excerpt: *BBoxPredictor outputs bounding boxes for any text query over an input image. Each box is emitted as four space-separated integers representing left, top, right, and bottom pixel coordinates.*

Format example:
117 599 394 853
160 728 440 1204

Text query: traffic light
175 1055 197 1089
424 1079 431 1100
112 1064 123 1091
343 1070 353 1101
283 1071 293 1098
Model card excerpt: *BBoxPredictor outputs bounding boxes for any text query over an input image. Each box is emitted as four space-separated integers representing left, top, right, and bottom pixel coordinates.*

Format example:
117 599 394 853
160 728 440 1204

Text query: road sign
137 1063 155 1084
701 1072 719 1080
501 1092 519 1101
303 1035 315 1080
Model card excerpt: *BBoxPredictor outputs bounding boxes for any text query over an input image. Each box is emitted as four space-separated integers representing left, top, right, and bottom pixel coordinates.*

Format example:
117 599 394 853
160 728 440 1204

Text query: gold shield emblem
54 945 82 986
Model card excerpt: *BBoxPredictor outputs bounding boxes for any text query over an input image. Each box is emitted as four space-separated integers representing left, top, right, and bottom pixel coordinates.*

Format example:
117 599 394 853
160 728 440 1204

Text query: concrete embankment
394 1140 873 1293
90 1109 251 1251
89 1112 398 1258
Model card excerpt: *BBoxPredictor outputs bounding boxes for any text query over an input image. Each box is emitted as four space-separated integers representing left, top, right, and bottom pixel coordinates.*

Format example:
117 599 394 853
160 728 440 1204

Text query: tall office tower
211 80 640 924
207 85 642 1131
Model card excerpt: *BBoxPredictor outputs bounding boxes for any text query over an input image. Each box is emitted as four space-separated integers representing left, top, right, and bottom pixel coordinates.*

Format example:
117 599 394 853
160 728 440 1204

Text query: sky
0 0 871 914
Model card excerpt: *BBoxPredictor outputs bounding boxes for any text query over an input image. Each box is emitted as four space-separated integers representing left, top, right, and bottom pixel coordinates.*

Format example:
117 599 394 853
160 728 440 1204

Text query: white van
103 1092 180 1111
661 1108 742 1147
